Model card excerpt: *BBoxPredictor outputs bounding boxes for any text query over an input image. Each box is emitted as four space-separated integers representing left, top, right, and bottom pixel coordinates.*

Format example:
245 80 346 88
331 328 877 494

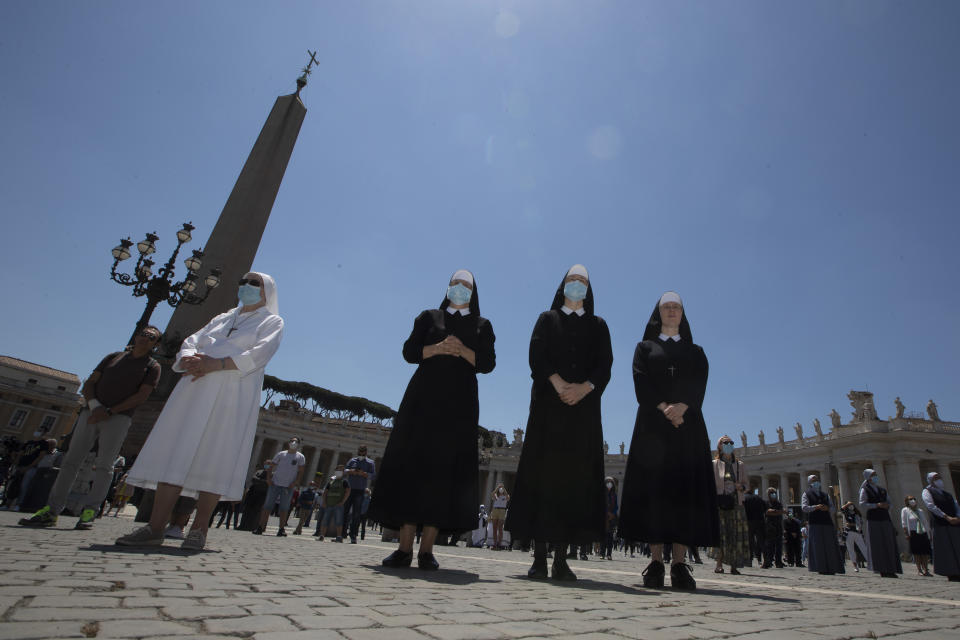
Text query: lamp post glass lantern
109 222 221 346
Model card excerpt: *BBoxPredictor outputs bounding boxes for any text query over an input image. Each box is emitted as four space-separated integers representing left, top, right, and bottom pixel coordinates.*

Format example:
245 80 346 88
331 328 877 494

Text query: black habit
618 300 720 548
366 275 495 532
505 274 613 544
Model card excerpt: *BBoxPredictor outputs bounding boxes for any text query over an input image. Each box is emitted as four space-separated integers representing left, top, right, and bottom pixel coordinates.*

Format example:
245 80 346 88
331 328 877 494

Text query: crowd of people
6 266 960 592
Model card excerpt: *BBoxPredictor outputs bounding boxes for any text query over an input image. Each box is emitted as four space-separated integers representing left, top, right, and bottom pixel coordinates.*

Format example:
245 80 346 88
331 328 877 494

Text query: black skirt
909 531 932 556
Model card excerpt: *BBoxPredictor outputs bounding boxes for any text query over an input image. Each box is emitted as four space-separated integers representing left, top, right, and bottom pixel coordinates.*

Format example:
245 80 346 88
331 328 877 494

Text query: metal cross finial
296 50 320 95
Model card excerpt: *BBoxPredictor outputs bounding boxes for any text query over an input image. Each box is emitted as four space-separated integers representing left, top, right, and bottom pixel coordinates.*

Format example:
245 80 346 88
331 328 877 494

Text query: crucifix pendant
668 365 677 377
227 327 236 337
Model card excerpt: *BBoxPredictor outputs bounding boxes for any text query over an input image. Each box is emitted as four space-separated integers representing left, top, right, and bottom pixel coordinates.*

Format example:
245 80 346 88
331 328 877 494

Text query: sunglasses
238 278 262 287
138 332 161 341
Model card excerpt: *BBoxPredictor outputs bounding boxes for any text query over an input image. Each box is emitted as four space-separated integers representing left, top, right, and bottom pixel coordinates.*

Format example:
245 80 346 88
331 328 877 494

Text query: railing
739 418 960 456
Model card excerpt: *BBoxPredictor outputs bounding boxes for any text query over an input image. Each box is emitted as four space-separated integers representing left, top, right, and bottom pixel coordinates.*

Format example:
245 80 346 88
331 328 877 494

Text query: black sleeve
474 318 496 374
632 342 659 409
677 346 708 410
588 317 613 393
528 312 555 385
401 311 432 364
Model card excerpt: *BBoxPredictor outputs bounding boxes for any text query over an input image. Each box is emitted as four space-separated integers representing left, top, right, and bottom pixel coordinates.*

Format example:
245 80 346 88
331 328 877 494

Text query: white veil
246 271 279 315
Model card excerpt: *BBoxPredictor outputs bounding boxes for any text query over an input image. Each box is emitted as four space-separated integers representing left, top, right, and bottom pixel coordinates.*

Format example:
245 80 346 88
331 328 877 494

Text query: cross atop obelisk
296 49 320 96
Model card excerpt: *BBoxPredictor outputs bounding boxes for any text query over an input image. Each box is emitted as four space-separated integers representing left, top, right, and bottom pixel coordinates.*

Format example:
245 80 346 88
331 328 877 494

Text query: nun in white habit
118 271 283 550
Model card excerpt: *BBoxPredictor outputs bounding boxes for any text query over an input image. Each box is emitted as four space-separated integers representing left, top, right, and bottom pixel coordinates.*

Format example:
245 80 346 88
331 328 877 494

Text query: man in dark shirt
342 445 375 544
742 488 767 566
20 326 162 530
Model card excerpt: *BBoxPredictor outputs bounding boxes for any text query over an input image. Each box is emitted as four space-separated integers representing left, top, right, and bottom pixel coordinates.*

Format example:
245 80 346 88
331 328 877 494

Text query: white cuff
87 399 101 410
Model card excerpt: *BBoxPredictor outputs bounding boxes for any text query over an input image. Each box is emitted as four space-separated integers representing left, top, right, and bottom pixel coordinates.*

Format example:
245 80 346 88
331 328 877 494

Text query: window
38 415 57 434
49 405 61 411
8 409 29 428
56 386 66 391
27 379 37 384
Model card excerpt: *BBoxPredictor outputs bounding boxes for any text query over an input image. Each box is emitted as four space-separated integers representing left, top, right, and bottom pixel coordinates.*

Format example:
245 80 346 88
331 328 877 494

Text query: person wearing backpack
19 326 162 531
318 465 350 542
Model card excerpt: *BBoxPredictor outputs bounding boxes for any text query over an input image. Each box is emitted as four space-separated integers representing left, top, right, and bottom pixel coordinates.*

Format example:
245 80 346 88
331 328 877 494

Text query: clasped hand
658 402 688 428
424 335 471 360
181 354 220 381
551 376 591 406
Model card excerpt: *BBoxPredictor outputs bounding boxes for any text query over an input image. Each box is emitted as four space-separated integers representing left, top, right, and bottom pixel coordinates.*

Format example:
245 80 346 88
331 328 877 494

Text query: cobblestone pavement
1 511 959 640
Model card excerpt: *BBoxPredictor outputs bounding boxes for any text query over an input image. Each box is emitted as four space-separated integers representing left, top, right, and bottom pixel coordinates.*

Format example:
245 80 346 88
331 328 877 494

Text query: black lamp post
110 222 221 345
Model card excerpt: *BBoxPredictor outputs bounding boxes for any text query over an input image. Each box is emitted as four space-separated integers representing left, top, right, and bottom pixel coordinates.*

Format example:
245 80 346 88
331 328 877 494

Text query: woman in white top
900 494 932 576
117 271 283 551
490 483 509 550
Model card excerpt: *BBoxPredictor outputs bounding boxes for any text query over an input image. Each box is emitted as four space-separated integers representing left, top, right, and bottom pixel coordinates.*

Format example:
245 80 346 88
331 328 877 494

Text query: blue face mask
810 481 821 491
721 443 734 455
446 283 472 306
870 476 880 485
238 284 261 305
563 280 588 302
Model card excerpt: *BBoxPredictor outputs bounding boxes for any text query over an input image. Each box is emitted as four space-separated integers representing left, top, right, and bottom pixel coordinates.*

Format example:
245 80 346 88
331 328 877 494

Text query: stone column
936 461 954 490
484 469 497 501
836 464 849 505
779 474 790 502
325 452 340 480
247 435 265 482
760 475 770 494
306 449 322 485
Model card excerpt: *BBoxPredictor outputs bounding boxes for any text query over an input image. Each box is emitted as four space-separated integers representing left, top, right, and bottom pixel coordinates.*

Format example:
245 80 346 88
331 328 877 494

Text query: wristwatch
105 407 114 416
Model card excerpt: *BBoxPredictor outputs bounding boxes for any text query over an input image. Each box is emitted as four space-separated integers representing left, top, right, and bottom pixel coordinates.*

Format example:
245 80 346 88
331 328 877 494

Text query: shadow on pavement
369 564 494 585
84 544 220 556
677 586 799 603
504 575 659 595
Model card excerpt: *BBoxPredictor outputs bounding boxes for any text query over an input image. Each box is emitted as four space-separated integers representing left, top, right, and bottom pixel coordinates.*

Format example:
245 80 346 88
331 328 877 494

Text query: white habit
127 273 283 501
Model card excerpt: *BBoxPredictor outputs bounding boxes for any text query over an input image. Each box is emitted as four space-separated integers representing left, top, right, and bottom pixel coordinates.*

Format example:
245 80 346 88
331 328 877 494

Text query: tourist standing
368 270 496 570
783 510 803 567
115 272 283 550
900 495 932 576
19 328 162 530
254 437 305 536
603 477 618 560
840 502 867 572
343 445 375 544
711 436 750 575
619 292 718 591
318 466 350 541
859 468 902 577
490 483 509 550
921 472 960 581
762 487 785 568
506 265 612 582
292 480 319 535
743 489 766 567
801 474 843 575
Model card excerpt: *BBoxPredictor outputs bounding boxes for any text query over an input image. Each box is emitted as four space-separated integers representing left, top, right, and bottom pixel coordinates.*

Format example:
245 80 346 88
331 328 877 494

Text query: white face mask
289 441 299 450
606 482 613 489
770 492 778 500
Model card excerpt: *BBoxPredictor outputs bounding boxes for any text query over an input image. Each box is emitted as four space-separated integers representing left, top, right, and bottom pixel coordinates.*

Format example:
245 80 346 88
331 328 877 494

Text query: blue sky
1 1 958 450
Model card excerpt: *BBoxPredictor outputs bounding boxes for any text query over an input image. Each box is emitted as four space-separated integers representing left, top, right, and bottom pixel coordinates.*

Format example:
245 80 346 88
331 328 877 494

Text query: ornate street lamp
109 222 221 345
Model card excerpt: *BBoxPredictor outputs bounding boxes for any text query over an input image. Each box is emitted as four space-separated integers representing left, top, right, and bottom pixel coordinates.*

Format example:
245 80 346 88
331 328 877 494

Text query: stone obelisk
122 63 311 457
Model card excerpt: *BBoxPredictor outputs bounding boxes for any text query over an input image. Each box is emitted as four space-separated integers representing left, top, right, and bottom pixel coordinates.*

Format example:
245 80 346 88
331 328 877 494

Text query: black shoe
276 528 286 537
761 563 772 569
382 550 413 568
796 563 805 568
642 560 665 589
948 575 960 582
775 563 785 568
670 563 697 591
730 567 741 575
552 556 577 581
350 537 358 544
881 572 898 578
417 552 439 570
527 558 548 579
252 527 263 535
579 554 588 560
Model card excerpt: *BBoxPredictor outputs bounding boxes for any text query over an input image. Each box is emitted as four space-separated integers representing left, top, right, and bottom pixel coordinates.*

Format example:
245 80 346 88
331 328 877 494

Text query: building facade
0 356 83 441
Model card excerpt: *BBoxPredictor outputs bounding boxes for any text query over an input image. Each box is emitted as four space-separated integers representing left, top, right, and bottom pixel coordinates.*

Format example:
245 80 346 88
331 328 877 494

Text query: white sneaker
164 525 185 539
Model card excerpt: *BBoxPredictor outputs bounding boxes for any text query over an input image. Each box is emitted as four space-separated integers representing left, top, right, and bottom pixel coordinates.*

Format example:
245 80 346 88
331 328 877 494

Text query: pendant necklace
227 310 259 337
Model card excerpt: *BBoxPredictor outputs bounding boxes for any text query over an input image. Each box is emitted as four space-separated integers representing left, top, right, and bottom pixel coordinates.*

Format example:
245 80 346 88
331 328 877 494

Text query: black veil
642 293 692 342
439 270 481 316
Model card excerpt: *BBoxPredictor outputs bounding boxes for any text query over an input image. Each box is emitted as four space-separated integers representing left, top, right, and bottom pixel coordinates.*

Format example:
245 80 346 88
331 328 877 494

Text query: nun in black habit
618 292 719 591
505 265 613 581
367 270 495 570
801 474 844 574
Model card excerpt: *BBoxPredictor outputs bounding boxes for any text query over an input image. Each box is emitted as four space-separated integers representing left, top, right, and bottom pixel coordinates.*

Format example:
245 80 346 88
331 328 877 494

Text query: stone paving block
416 624 507 640
204 614 298 634
162 604 248 619
483 620 566 638
253 631 346 640
289 614 377 630
29 595 122 608
10 607 159 621
0 586 70 596
372 614 441 627
0 621 86 639
434 612 506 624
97 619 197 638
735 631 818 640
342 629 431 640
